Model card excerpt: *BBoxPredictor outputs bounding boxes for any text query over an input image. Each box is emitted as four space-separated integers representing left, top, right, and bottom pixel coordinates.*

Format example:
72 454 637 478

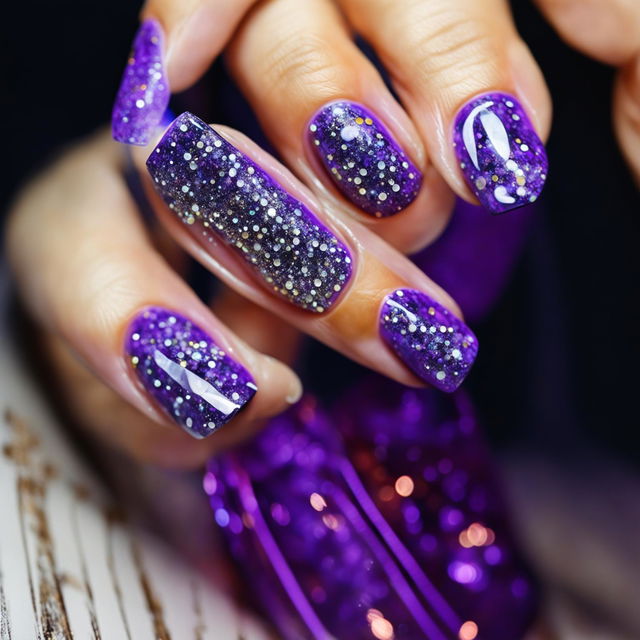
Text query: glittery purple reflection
379 289 478 392
125 308 256 439
111 20 169 146
307 101 422 217
207 381 537 639
453 92 547 214
336 378 538 639
147 113 353 312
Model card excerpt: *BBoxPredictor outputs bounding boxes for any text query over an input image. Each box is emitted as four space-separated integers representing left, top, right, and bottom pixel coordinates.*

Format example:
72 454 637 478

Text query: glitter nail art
453 92 548 214
379 289 478 392
147 112 353 313
126 307 256 439
307 101 422 218
112 19 169 146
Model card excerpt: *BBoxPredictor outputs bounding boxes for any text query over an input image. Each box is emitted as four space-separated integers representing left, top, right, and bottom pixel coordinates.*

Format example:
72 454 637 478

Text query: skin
6 0 640 468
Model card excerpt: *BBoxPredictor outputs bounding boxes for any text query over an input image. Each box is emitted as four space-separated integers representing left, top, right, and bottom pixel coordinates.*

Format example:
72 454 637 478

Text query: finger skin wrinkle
245 32 352 108
347 0 510 105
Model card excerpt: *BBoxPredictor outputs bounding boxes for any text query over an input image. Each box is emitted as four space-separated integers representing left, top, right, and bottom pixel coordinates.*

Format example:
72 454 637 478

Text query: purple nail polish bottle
125 307 256 439
453 92 548 214
379 289 478 392
308 101 422 217
206 379 538 639
112 19 169 146
146 112 353 312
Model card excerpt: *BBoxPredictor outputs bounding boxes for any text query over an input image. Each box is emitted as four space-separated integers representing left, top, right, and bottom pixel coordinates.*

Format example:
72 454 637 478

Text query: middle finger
226 0 455 254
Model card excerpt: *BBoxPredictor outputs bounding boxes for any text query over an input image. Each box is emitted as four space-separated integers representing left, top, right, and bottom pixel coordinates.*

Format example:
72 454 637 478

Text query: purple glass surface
125 307 256 439
147 112 353 312
111 19 169 146
453 92 547 214
307 101 422 217
379 289 478 392
206 381 537 639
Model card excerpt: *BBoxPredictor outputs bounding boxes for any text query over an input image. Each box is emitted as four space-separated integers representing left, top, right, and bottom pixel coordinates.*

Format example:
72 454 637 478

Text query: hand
5 115 477 466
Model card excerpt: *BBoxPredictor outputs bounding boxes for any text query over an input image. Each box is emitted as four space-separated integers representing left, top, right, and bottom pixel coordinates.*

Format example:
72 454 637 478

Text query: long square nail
147 112 353 312
112 19 169 146
307 101 422 217
126 308 256 438
453 92 547 214
379 289 478 392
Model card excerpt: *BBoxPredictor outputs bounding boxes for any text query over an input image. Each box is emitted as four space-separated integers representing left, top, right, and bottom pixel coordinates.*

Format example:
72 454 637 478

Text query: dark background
2 1 639 462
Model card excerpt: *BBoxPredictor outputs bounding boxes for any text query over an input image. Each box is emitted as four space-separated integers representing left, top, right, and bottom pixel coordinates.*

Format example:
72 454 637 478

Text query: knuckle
393 4 501 93
258 32 347 101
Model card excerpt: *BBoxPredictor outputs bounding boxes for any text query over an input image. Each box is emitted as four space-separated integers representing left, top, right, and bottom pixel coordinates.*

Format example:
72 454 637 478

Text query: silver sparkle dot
436 371 446 381
135 99 145 109
183 152 192 161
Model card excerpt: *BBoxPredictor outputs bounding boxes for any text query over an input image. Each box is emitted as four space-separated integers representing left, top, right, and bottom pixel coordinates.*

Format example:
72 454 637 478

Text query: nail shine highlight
453 92 547 214
308 101 422 217
379 289 478 392
126 308 256 439
112 19 169 146
147 113 353 313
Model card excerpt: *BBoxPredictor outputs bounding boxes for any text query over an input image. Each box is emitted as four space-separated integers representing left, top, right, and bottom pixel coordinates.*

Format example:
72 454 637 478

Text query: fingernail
126 307 257 439
453 92 548 214
379 289 478 392
307 101 422 218
147 112 353 313
112 19 169 146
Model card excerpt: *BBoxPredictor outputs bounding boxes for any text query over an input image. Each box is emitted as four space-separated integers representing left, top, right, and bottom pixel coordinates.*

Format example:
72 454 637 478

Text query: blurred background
1 0 639 638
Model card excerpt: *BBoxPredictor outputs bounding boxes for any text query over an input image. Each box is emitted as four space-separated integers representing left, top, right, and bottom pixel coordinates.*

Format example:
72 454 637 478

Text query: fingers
534 0 640 182
138 113 479 393
226 0 454 254
338 0 552 215
111 0 258 145
5 131 301 462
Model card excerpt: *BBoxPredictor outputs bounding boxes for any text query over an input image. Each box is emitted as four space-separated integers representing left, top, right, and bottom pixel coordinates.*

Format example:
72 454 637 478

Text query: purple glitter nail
379 289 478 392
147 112 353 313
307 101 422 218
111 19 169 146
452 92 548 214
125 307 256 439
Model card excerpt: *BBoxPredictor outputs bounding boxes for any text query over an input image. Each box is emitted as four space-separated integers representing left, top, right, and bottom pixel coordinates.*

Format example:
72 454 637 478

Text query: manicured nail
147 112 353 313
379 289 478 392
112 19 169 146
126 307 257 439
453 92 548 214
307 101 422 218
